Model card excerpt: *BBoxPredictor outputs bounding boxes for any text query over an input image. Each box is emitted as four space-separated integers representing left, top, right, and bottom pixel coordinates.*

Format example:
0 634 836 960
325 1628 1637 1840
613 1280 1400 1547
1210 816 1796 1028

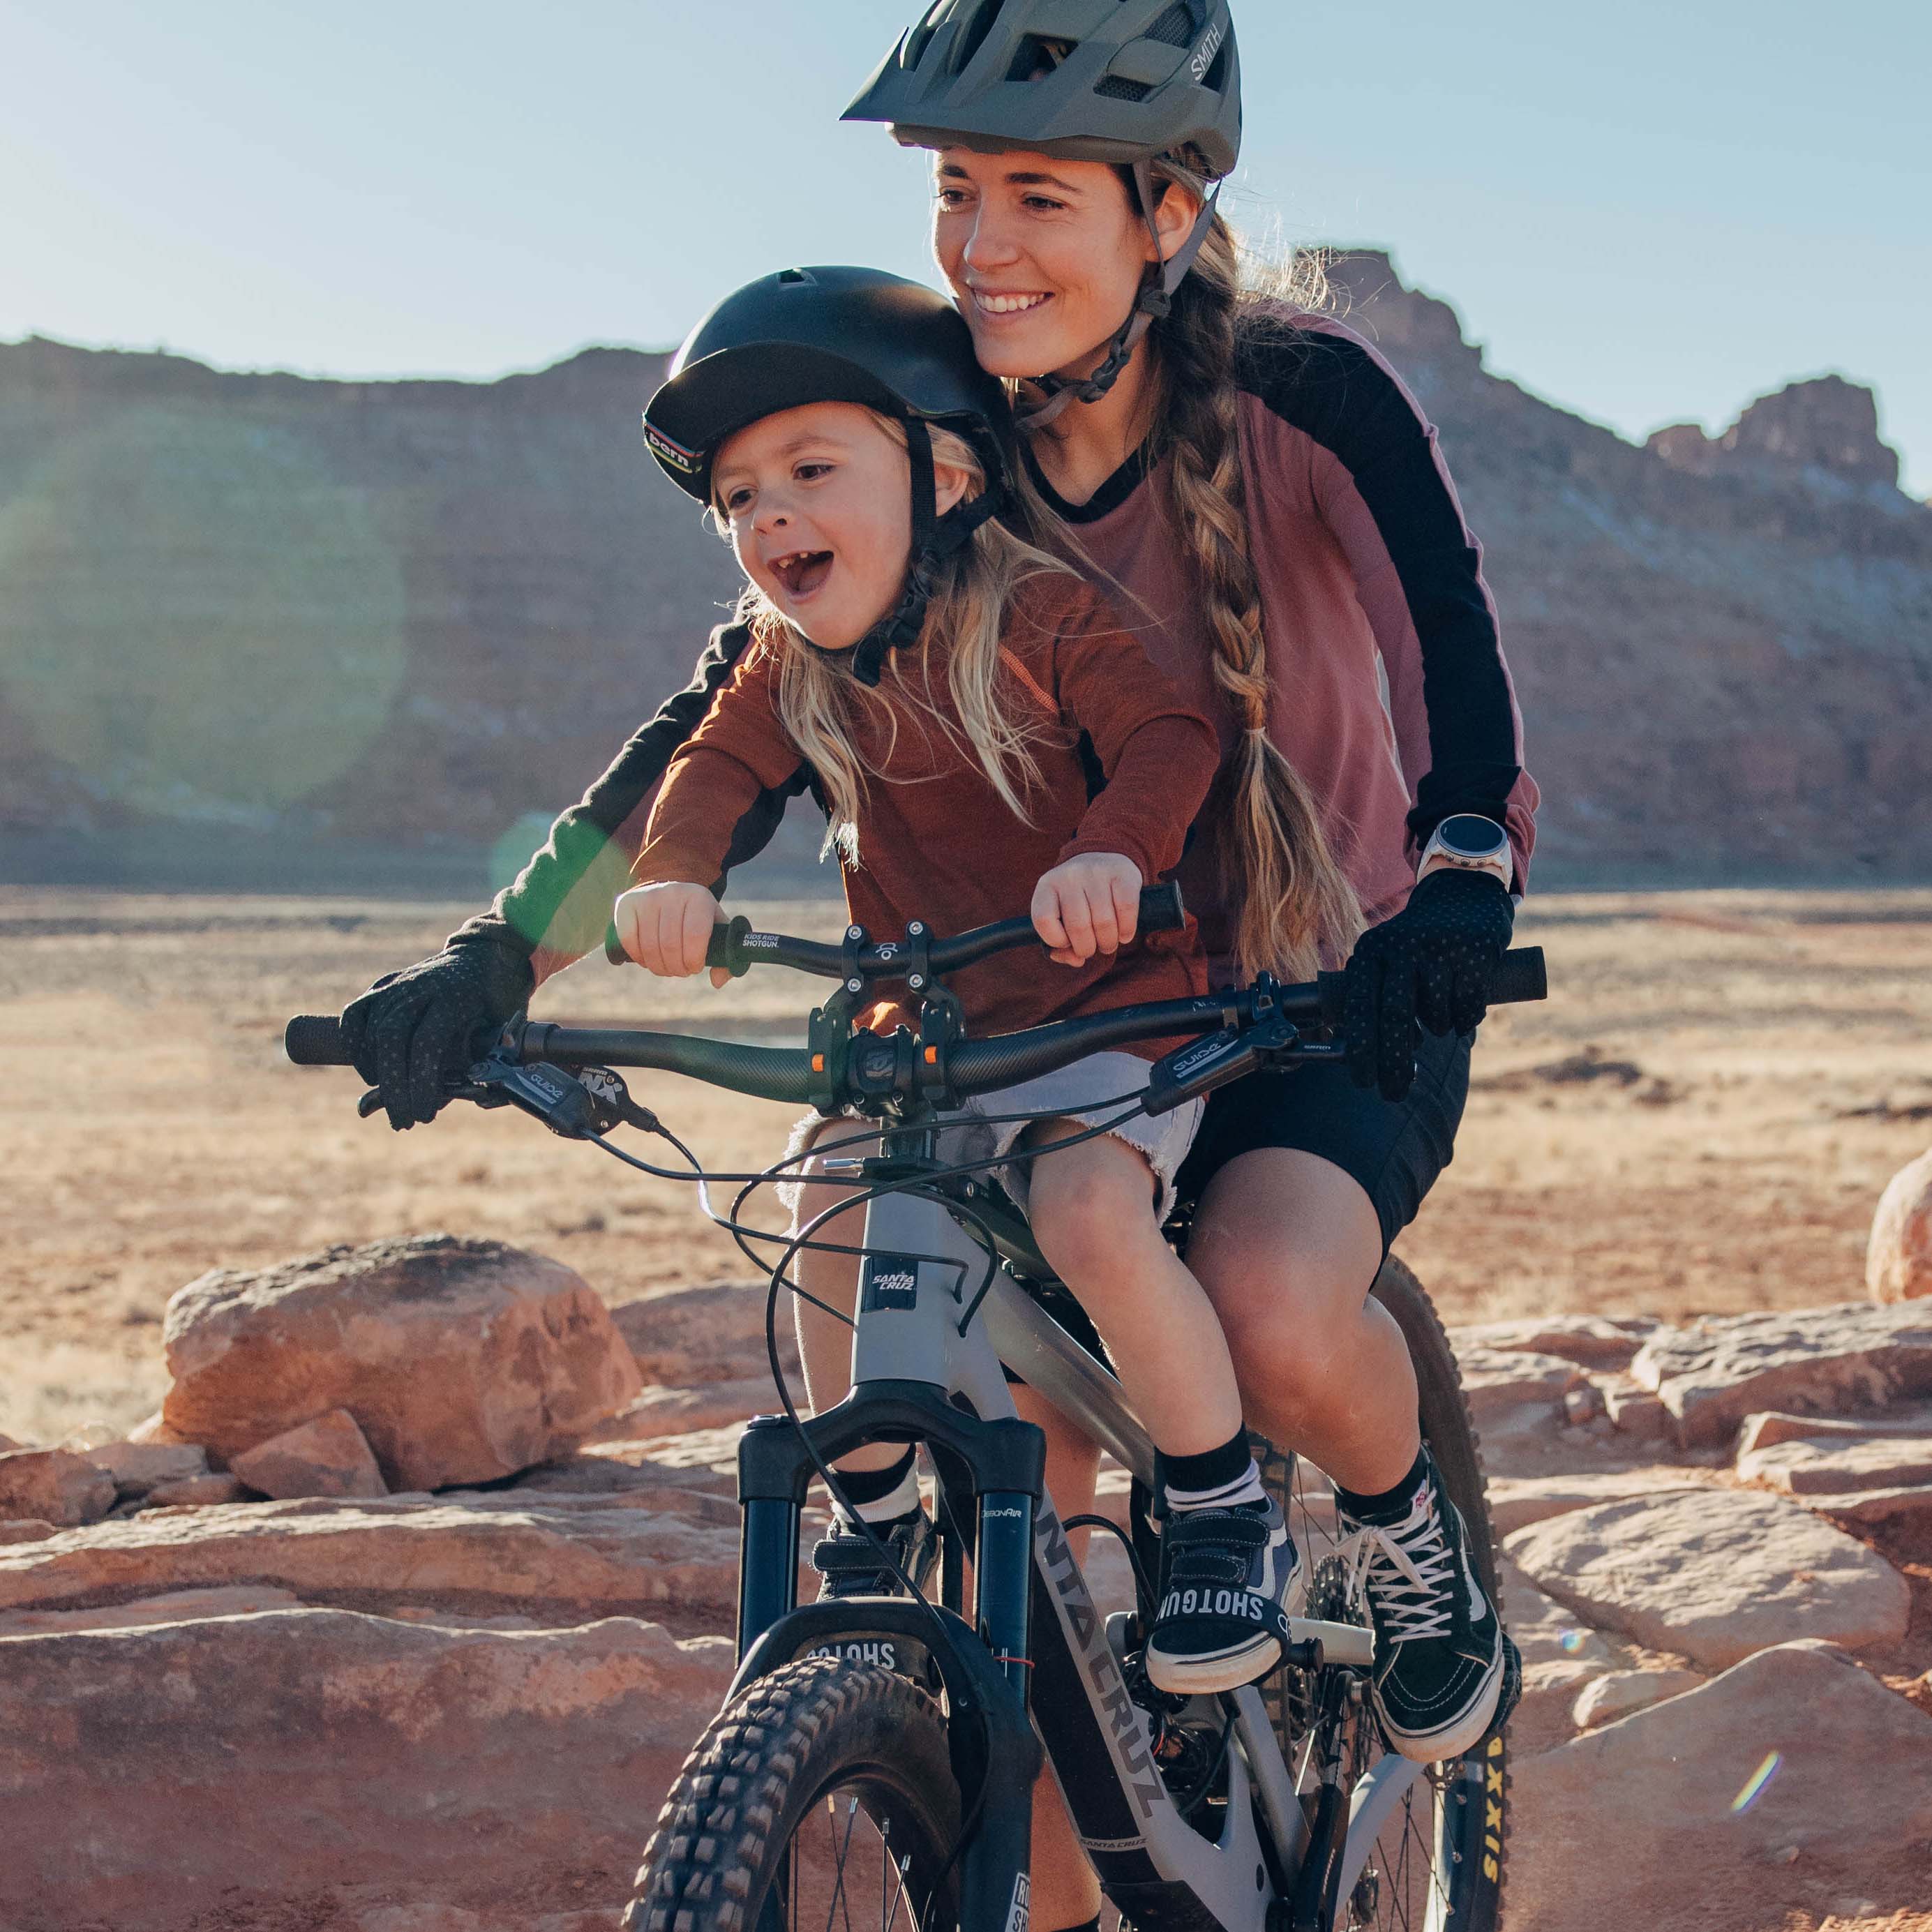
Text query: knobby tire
626 1654 964 1932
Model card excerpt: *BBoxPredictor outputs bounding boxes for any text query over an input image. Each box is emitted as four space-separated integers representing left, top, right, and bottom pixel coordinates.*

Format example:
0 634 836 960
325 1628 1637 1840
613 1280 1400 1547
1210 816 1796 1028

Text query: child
614 265 1298 1693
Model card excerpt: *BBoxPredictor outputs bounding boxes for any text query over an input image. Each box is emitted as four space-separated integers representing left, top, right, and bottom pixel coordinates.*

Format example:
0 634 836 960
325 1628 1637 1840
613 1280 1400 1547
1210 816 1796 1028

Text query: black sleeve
1236 321 1527 849
447 620 809 976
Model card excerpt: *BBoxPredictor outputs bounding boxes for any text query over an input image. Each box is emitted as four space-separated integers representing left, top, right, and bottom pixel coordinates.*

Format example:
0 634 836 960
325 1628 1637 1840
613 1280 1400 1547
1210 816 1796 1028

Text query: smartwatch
1417 814 1514 892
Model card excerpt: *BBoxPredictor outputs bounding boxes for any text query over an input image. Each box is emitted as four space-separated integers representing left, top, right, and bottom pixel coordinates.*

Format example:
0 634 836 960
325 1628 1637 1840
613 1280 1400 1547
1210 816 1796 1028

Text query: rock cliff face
1319 254 1931 878
1 255 1927 884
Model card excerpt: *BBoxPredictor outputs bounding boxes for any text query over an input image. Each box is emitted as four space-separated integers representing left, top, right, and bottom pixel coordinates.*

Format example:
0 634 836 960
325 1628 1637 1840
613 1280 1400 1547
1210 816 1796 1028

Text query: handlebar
602 880 1188 981
286 941 1548 1112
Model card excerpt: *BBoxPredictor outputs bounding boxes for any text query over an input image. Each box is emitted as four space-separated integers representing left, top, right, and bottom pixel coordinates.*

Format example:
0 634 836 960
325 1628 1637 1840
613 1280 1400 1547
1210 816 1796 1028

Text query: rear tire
1256 1252 1508 1932
626 1654 963 1932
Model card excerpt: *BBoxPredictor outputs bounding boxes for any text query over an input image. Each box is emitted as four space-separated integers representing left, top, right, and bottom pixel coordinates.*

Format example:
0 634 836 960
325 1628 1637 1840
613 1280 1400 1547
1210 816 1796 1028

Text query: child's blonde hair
728 417 1077 868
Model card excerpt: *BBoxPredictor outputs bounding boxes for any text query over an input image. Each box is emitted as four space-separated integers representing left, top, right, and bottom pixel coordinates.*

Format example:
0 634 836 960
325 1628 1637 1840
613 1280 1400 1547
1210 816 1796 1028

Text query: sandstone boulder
1601 1384 1670 1439
80 1440 207 1496
0 1448 117 1527
1571 1665 1702 1729
0 1494 741 1619
0 1521 57 1545
1868 1147 1932 1303
0 1605 732 1932
1505 1488 1909 1669
1628 1302 1932 1445
230 1407 389 1499
145 1472 248 1508
1508 1642 1932 1932
161 1234 643 1489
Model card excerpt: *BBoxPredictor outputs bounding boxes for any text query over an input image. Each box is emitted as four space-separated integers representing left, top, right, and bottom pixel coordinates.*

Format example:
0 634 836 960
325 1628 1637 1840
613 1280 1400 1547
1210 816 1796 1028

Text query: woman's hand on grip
1032 853 1143 967
613 883 731 987
338 936 534 1131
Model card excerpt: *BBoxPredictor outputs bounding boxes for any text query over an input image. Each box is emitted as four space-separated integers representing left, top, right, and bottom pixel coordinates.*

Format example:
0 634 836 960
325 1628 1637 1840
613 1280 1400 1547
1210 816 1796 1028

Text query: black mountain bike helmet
643 266 1014 687
844 0 1242 419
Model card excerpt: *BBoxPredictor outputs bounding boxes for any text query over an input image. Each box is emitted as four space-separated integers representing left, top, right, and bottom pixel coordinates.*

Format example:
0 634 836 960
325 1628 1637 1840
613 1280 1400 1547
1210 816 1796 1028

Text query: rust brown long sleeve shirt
632 570 1220 1054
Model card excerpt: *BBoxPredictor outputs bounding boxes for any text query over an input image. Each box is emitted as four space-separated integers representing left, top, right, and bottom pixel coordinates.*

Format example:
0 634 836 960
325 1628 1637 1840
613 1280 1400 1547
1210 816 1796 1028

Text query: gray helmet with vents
843 0 1241 179
843 1 1243 422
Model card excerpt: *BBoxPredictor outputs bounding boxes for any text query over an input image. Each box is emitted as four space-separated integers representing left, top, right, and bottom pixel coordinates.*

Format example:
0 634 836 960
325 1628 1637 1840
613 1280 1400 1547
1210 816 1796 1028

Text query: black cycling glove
338 936 535 1130
1341 867 1514 1103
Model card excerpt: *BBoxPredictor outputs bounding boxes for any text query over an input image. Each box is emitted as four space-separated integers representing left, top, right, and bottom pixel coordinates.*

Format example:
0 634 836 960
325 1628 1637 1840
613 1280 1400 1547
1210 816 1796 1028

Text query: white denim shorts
780 1050 1204 1225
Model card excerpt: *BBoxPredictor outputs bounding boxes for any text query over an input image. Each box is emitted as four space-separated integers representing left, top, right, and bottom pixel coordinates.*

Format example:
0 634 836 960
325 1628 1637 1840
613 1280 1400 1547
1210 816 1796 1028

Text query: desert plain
3 881 1926 1446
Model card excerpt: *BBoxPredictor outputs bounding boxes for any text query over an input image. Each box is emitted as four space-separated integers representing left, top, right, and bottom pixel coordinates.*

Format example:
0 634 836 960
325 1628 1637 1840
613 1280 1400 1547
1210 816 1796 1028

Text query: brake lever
355 1061 659 1138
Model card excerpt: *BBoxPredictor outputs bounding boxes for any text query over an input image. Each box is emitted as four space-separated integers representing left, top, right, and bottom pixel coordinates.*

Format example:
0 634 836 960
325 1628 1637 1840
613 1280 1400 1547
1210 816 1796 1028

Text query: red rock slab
1506 1488 1910 1670
1630 1302 1932 1446
1737 1434 1932 1495
0 1606 732 1932
1509 1642 1932 1932
608 1280 800 1386
0 1495 740 1619
594 1377 774 1443
230 1407 389 1499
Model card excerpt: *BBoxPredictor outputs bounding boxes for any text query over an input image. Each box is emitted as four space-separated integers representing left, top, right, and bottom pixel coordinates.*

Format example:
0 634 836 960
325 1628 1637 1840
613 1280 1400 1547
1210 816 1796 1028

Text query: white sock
1164 1458 1266 1515
836 1459 923 1527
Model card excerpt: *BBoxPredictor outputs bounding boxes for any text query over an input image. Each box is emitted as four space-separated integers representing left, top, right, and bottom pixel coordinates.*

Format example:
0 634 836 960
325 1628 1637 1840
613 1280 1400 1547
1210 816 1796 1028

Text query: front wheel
626 1654 964 1932
1257 1252 1508 1932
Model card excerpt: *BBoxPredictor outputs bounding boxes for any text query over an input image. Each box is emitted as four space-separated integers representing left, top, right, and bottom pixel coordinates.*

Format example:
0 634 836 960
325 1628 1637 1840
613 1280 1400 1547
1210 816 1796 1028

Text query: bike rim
770 1767 958 1932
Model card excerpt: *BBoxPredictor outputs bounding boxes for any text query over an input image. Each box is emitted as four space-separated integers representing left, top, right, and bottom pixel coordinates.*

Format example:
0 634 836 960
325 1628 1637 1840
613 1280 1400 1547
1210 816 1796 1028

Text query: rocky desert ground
2 881 1931 1932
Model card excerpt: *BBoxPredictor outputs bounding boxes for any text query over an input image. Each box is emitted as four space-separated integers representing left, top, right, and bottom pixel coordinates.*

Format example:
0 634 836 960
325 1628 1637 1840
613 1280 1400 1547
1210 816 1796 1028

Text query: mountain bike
287 886 1543 1932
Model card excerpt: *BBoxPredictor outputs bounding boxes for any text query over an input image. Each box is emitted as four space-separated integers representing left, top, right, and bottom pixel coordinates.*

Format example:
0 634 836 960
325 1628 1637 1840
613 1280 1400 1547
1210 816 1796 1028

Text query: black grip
1316 945 1548 1027
1139 880 1185 934
285 1015 354 1067
606 915 750 973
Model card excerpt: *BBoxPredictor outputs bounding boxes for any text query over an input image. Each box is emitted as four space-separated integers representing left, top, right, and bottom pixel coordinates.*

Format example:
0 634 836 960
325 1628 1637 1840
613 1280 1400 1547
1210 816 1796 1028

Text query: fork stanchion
975 1491 1035 1704
735 1418 802 1661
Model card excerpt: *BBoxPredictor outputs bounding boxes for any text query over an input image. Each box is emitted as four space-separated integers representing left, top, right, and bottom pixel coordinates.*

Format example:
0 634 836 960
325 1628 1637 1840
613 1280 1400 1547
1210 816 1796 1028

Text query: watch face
1438 814 1508 860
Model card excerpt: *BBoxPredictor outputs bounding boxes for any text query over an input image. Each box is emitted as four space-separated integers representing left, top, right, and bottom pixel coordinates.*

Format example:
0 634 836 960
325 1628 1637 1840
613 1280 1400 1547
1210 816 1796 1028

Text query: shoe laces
1341 1483 1455 1644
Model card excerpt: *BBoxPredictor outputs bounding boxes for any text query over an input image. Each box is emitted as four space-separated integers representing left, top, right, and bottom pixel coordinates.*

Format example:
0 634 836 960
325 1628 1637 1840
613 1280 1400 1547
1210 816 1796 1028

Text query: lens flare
0 406 405 818
1730 1751 1781 1813
1558 1628 1587 1654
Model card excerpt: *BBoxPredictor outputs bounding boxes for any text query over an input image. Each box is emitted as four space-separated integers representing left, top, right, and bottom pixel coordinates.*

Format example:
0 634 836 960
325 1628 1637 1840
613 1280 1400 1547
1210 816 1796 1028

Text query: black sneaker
1335 1448 1520 1762
1144 1497 1301 1695
809 1507 941 1601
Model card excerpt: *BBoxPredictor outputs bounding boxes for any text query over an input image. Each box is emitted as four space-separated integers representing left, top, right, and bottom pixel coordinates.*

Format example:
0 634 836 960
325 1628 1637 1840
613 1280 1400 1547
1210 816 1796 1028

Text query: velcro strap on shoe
811 1535 890 1578
1163 1507 1269 1589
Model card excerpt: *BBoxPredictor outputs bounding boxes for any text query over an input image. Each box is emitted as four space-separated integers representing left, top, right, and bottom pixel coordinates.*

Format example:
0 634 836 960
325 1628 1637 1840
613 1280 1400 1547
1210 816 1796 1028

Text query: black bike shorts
1004 1028 1472 1381
1173 1025 1472 1257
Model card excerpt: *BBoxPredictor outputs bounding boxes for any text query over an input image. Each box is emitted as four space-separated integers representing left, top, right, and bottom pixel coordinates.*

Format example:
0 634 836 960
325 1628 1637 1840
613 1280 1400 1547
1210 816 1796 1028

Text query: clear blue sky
3 0 1926 495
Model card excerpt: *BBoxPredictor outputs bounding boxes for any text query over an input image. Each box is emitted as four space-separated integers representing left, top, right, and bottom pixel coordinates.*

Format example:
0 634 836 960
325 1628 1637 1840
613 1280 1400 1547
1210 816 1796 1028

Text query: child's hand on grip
613 883 732 987
1031 853 1144 967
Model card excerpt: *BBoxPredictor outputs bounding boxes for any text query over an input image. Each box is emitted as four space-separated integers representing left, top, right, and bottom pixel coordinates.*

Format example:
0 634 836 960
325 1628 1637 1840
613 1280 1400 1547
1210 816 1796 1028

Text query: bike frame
726 1113 1412 1932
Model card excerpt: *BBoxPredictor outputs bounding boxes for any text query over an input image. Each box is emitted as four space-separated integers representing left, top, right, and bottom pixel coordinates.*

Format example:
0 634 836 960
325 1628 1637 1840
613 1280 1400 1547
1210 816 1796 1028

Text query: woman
338 6 1536 1926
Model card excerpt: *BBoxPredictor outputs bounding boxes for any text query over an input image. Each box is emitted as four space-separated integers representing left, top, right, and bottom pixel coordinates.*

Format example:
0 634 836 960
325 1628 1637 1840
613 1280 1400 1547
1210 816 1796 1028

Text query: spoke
821 1795 861 1932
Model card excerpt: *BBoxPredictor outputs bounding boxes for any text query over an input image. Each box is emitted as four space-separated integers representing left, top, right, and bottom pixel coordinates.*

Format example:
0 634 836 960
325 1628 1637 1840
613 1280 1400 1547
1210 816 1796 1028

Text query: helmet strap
823 414 1010 689
1017 163 1222 430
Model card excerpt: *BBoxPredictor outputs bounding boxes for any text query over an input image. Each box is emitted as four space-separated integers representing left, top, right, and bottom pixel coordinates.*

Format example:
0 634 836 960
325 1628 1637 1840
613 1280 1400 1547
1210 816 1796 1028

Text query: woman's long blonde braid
1147 177 1364 981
